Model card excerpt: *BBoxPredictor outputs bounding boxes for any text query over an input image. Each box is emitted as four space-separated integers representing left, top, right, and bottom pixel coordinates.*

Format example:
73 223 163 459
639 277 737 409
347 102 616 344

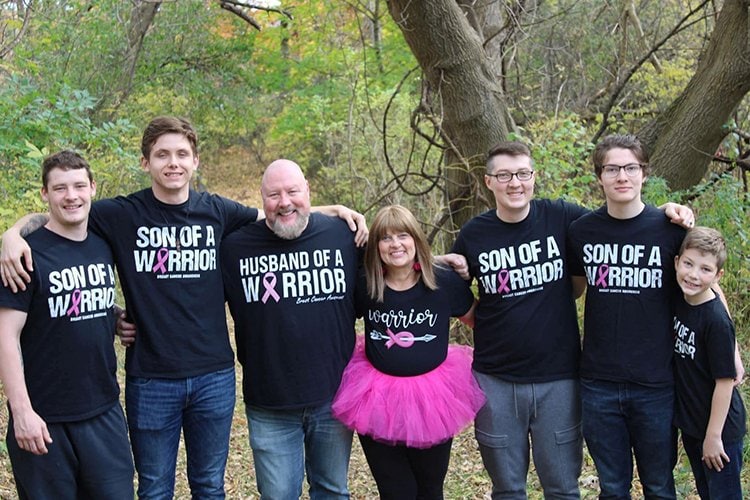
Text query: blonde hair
365 205 437 302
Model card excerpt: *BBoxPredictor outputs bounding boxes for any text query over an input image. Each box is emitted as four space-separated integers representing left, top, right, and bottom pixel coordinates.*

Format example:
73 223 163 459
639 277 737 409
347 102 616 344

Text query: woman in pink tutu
332 204 485 499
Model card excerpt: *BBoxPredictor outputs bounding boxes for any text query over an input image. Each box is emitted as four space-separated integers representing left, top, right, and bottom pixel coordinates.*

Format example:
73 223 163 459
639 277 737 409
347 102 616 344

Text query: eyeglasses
486 170 534 183
600 163 644 179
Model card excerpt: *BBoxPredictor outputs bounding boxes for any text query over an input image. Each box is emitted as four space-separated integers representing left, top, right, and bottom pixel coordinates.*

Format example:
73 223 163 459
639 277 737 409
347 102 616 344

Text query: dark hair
42 150 92 187
679 226 727 270
486 141 532 173
592 134 650 178
141 116 198 159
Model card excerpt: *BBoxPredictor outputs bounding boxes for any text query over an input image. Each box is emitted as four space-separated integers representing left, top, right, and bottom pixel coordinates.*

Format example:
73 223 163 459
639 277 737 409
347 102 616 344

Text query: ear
41 186 49 203
90 179 97 198
674 255 680 270
140 156 149 172
714 268 724 283
484 175 492 189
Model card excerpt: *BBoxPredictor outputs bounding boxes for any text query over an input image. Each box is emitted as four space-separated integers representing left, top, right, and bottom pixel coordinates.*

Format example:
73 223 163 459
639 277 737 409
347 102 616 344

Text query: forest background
0 0 748 497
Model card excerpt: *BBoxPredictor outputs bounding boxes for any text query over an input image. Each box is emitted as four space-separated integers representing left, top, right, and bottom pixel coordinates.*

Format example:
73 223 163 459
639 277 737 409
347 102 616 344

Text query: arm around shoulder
1 213 48 292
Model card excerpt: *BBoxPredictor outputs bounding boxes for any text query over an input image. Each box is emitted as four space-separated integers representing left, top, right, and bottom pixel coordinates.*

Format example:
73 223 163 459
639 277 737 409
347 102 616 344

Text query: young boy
673 226 746 499
0 151 133 498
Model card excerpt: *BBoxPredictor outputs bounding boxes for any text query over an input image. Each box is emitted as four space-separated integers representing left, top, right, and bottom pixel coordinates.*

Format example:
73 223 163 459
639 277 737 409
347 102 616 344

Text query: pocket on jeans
126 376 153 387
555 423 582 445
475 429 508 449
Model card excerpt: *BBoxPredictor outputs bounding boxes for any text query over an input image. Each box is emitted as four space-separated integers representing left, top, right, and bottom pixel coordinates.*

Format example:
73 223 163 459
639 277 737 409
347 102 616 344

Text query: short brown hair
592 134 650 178
141 116 198 159
486 141 532 174
679 226 727 270
42 150 92 187
365 205 438 302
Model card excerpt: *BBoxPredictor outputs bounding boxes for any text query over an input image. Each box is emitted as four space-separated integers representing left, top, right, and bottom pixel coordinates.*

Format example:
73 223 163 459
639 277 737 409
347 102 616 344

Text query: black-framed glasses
601 163 645 179
486 170 534 183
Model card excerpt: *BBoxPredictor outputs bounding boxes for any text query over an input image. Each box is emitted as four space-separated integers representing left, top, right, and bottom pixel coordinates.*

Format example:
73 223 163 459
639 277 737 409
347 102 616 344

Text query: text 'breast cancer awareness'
595 264 609 287
261 272 281 303
67 289 82 316
153 248 169 274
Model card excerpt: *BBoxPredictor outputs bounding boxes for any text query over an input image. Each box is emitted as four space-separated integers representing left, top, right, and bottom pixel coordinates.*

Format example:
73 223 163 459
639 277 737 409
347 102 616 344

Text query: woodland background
0 0 748 497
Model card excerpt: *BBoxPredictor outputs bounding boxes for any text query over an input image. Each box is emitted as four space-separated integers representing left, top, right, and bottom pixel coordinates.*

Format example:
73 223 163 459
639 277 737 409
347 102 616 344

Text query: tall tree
386 0 750 220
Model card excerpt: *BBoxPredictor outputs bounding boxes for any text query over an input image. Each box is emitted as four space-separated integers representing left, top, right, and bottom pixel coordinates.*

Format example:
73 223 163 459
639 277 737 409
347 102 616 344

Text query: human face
41 167 95 234
485 154 535 221
674 248 723 305
597 148 645 207
141 133 198 203
261 161 311 239
378 231 416 272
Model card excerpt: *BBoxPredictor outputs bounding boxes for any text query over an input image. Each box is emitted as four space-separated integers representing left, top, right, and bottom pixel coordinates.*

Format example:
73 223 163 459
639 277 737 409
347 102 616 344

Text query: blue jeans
246 401 353 499
473 373 582 499
581 379 676 499
126 367 235 499
682 433 743 500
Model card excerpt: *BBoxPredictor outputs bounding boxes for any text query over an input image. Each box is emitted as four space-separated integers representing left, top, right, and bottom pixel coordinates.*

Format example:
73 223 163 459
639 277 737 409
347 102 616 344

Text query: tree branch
218 0 294 30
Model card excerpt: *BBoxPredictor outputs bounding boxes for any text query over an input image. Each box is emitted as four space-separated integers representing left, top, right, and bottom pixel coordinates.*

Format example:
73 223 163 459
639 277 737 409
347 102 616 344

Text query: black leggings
358 433 452 499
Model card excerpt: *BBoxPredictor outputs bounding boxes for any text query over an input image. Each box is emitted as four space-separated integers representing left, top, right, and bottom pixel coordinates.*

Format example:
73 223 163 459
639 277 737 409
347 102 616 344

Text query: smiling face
141 133 198 203
597 147 645 209
485 153 535 222
42 167 95 236
261 159 311 239
674 248 723 305
378 230 417 273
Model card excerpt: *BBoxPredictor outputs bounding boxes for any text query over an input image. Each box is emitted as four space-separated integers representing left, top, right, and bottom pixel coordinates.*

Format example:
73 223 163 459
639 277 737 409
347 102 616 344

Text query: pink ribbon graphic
497 269 511 294
261 272 281 303
67 289 82 316
153 248 169 274
385 328 415 349
595 264 609 287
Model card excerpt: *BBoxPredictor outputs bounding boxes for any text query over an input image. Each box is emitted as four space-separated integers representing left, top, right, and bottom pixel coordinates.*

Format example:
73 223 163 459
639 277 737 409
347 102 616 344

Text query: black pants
8 403 134 500
359 433 452 499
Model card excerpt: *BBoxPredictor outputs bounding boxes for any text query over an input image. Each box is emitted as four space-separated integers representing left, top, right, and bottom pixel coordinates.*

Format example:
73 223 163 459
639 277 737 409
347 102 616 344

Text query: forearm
0 332 32 414
705 379 734 440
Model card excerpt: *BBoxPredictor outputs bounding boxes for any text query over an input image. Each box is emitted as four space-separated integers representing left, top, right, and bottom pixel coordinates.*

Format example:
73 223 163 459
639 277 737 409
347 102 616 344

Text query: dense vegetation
0 1 748 496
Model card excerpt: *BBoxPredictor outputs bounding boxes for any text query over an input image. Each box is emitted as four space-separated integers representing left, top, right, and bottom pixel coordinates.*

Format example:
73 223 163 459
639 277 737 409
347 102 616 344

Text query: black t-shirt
451 199 588 382
0 228 119 422
673 295 746 442
568 204 685 386
221 213 360 409
357 266 474 376
89 188 258 378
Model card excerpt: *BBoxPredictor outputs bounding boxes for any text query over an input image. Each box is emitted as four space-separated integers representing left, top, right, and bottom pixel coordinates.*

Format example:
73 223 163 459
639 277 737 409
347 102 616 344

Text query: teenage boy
221 159 360 498
0 151 134 498
673 226 745 499
567 134 692 498
0 117 366 499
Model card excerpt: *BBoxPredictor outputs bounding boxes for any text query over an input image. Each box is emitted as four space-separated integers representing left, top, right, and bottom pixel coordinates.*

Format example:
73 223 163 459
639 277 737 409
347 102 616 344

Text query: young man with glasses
452 140 695 499
452 141 589 498
567 134 696 498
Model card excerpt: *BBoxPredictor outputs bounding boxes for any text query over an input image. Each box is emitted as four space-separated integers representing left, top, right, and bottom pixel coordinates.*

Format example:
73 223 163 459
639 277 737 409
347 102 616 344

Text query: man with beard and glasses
221 159 361 499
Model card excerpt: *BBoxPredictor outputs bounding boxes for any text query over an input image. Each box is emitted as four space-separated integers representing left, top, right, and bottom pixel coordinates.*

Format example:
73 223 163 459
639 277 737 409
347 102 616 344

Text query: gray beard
271 212 309 240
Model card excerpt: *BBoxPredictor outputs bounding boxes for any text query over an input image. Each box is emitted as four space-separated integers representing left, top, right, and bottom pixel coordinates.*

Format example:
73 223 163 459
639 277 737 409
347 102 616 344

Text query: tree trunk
638 0 750 190
387 0 516 227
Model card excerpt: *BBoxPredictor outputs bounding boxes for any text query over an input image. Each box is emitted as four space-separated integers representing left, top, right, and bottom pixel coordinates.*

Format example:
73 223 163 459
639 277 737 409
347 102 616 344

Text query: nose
615 167 629 180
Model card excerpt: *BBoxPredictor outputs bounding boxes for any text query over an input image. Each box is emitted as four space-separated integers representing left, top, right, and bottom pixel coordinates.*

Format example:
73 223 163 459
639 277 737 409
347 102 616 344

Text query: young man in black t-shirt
568 134 690 499
0 151 133 498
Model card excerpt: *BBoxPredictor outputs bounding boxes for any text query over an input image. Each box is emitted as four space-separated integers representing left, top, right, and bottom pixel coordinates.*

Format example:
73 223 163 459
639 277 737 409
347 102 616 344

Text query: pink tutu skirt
332 336 486 449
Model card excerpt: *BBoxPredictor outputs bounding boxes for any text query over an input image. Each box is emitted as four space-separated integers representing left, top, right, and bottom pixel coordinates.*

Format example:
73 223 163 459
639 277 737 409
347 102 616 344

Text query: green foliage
0 76 142 229
513 116 599 206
